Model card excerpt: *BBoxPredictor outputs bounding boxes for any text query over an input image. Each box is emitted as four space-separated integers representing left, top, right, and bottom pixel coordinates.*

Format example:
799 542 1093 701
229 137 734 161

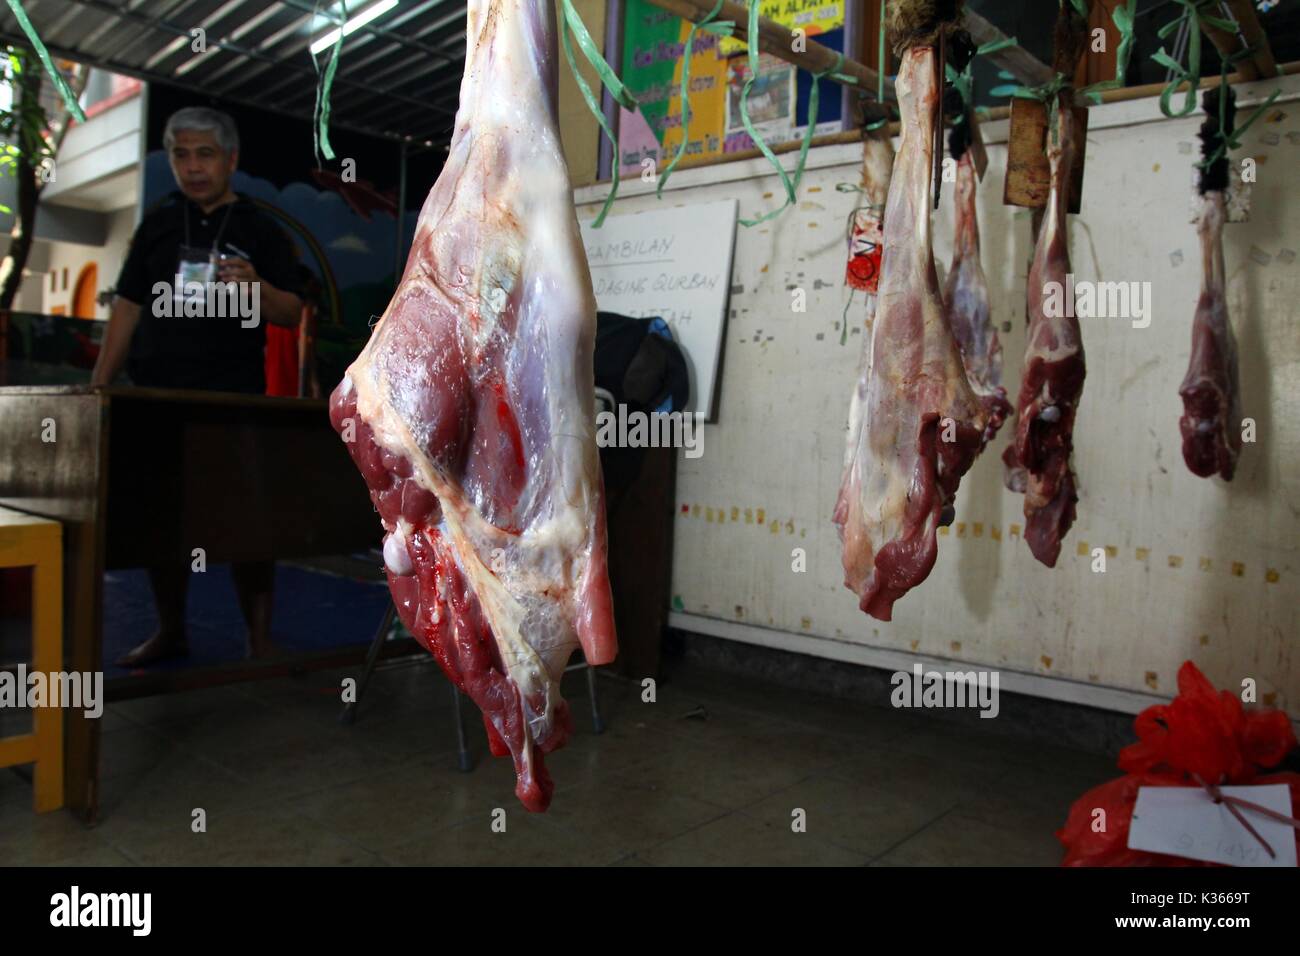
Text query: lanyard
183 197 236 253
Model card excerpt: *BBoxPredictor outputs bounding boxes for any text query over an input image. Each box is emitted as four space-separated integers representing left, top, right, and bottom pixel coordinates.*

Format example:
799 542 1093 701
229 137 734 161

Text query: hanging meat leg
834 129 894 537
329 0 616 812
837 44 987 621
1179 193 1241 479
944 149 1011 446
1012 98 1084 567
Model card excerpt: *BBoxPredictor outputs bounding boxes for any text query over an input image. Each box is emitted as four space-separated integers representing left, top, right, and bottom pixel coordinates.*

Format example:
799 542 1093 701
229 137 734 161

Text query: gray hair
163 107 240 156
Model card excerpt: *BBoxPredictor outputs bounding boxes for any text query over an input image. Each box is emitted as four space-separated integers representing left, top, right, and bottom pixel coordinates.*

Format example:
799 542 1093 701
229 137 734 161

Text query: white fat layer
384 527 414 576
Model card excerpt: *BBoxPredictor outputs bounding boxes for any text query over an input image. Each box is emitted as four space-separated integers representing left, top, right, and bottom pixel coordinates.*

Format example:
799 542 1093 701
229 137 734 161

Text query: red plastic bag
1057 661 1299 866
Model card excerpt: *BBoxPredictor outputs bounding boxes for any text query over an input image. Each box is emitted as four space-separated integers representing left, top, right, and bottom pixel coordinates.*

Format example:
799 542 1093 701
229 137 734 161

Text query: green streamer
312 0 347 163
559 0 636 227
4 0 86 123
1153 0 1241 119
865 0 889 131
658 0 730 197
1197 50 1282 172
738 2 846 227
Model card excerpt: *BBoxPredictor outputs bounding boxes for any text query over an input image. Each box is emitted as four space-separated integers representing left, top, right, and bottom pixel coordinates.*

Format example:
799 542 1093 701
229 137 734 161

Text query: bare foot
116 631 189 667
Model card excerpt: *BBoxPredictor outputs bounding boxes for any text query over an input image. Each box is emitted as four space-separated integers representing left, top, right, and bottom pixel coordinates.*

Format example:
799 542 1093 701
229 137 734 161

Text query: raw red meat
1180 193 1240 479
944 149 1011 446
1179 88 1242 481
836 43 987 621
1010 96 1084 567
329 0 616 812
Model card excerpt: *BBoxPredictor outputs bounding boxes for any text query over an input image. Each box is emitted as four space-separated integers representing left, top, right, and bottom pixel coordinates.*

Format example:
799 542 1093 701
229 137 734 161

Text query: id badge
176 245 217 313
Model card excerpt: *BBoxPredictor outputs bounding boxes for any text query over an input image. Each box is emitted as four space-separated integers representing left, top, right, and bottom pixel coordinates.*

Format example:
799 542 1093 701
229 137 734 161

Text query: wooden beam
1199 12 1258 81
964 9 1055 87
578 60 1300 189
1226 0 1279 78
642 0 893 102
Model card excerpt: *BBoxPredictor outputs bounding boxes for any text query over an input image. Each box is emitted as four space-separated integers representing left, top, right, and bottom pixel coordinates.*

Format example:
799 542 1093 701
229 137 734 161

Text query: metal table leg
338 601 396 725
452 685 474 772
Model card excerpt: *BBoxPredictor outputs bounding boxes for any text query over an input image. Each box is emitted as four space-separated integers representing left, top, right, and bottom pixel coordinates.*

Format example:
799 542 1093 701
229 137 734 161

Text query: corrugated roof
0 0 471 145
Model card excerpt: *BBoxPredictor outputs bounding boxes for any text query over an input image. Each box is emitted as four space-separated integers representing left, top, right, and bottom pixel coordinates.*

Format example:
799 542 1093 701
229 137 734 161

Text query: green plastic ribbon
738 2 846 227
1079 0 1136 103
559 0 637 227
658 0 730 197
312 0 347 162
865 0 889 131
4 0 86 123
1197 50 1282 172
1153 0 1240 119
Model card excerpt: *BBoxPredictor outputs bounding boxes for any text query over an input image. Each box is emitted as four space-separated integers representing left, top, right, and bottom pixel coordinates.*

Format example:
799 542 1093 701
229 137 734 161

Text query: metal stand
340 600 607 764
337 601 396 726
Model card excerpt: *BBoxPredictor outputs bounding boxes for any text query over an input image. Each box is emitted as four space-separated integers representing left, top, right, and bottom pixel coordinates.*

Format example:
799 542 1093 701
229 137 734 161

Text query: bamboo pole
1226 0 1279 78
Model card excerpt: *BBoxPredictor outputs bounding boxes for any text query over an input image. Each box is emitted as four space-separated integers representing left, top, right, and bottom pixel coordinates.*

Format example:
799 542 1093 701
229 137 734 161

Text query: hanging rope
4 0 86 123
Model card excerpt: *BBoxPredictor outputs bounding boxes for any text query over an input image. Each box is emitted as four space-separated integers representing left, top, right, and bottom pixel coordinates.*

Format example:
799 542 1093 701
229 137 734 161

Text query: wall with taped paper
576 75 1300 720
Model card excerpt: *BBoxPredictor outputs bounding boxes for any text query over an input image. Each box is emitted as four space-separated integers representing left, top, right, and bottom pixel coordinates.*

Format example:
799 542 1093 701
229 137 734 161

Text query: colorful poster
619 0 846 175
718 0 845 56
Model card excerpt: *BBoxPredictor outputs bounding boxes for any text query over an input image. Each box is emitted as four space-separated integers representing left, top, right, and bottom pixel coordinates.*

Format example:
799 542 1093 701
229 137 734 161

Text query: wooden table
0 506 63 812
0 385 676 823
0 385 381 822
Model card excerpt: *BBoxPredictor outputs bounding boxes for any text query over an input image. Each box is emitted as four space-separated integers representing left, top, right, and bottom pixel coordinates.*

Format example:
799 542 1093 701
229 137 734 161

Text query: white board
579 199 738 418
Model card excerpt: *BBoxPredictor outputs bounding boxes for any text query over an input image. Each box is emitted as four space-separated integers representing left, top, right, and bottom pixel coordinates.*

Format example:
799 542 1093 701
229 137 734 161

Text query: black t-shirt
115 192 302 393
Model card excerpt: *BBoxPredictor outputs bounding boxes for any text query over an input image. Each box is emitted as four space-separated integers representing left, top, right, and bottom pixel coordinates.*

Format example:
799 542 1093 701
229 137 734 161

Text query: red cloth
265 322 299 396
1057 661 1299 866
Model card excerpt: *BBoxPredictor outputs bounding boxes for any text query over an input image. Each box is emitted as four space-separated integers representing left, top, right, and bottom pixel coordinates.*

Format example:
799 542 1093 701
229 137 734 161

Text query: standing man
91 106 304 666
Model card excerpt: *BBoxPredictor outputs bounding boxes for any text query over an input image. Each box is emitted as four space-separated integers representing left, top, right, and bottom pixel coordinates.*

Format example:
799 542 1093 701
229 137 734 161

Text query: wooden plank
102 392 378 568
1003 98 1087 213
32 525 64 813
0 387 105 822
0 734 38 768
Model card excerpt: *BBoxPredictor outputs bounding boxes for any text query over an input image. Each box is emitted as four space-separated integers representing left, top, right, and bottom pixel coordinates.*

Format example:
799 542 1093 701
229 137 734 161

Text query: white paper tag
1128 785 1297 867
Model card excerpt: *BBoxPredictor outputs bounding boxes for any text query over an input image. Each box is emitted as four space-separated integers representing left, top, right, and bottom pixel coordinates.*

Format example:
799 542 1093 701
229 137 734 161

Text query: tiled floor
0 659 1119 866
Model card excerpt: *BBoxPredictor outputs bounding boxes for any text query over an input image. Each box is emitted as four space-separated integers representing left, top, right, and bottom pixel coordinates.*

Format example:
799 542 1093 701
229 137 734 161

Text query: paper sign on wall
579 199 738 419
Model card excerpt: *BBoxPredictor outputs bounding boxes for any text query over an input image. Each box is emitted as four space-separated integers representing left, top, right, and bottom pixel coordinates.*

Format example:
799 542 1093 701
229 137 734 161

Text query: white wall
40 205 137 319
575 73 1300 719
